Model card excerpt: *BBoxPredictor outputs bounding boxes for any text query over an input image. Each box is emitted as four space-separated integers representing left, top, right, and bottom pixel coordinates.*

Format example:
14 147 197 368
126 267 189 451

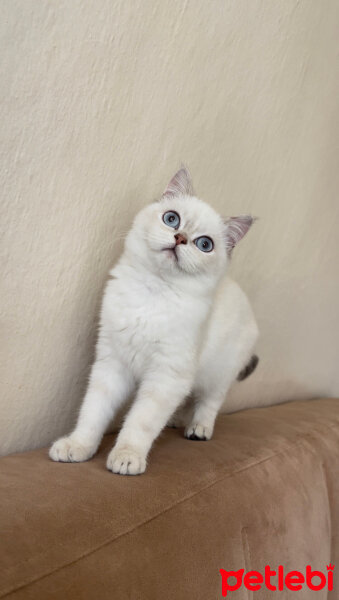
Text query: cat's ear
162 167 194 198
224 215 255 257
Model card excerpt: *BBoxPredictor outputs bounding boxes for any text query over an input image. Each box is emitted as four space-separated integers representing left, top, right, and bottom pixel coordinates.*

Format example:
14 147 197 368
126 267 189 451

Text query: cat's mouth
162 245 179 262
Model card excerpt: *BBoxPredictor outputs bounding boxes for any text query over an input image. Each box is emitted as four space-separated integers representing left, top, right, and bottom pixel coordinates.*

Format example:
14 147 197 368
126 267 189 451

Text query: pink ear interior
224 215 255 256
163 167 194 197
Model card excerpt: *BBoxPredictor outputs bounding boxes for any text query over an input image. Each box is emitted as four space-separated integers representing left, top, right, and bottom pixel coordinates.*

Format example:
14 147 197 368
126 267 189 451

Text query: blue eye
194 236 214 253
163 211 180 229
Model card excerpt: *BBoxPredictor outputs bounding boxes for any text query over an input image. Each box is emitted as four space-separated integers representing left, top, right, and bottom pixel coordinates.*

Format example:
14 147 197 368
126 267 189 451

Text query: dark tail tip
237 354 259 381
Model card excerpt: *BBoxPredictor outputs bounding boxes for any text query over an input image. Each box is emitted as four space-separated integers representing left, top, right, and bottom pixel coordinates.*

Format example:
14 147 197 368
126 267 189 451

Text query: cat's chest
102 278 205 347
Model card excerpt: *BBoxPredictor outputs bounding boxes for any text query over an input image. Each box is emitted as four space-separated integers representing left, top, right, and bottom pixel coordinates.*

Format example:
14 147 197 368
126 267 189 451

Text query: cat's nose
174 233 187 245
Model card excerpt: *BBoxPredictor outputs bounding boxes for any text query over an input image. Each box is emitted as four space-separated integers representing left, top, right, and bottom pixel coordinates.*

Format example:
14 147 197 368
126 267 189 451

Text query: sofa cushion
1 398 338 599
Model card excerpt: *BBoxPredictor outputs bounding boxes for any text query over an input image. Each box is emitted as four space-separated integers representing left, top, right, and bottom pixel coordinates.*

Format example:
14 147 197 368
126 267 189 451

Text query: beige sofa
1 398 338 599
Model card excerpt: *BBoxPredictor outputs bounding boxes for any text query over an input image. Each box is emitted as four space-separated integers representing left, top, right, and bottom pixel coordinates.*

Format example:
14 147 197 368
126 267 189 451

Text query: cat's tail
237 354 259 381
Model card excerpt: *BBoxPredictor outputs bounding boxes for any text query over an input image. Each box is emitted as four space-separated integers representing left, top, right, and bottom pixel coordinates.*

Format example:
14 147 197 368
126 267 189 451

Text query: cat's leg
186 315 258 441
184 389 230 441
185 359 240 441
166 397 194 428
107 369 192 475
49 357 133 462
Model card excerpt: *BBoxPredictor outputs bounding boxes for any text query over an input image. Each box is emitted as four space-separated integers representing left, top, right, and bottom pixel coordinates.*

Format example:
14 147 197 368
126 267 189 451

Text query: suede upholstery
1 398 338 599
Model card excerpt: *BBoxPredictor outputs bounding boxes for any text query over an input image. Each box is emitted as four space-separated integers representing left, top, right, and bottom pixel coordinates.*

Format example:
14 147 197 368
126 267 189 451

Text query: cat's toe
49 437 95 462
184 423 212 441
106 447 146 475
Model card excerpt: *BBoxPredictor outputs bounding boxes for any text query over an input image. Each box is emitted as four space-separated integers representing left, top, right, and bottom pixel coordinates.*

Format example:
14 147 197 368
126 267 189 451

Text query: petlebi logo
219 564 335 596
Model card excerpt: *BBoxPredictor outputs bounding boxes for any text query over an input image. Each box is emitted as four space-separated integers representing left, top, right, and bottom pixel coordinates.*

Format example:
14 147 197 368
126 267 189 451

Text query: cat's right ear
162 167 194 198
224 215 255 257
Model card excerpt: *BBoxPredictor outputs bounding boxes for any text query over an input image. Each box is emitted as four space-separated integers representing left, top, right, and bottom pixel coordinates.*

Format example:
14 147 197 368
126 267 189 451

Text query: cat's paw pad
106 447 146 475
49 437 96 463
184 423 213 441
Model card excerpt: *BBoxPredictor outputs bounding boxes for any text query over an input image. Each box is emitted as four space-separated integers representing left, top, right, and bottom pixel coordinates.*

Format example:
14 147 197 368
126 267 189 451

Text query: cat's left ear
162 167 194 198
224 215 255 257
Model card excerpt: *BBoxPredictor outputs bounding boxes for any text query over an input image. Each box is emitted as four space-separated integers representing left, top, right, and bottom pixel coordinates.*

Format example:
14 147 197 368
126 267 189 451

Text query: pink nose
174 233 187 245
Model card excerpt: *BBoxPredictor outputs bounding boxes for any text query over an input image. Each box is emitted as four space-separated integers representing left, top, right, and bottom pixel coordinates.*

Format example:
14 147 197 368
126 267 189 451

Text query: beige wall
1 0 338 455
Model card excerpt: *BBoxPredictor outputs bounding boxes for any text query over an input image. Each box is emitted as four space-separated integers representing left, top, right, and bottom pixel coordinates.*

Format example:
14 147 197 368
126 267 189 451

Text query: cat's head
126 168 254 285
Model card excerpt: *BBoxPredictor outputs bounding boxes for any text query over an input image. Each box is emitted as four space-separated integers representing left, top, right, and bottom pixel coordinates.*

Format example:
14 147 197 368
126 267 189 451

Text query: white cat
49 168 259 475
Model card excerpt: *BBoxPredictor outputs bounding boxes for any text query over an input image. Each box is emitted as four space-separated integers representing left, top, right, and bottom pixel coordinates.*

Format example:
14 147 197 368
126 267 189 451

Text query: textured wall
1 0 338 455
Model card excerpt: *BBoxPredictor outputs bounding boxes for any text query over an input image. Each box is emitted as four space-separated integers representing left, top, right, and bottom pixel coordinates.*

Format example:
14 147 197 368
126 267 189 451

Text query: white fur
50 169 258 475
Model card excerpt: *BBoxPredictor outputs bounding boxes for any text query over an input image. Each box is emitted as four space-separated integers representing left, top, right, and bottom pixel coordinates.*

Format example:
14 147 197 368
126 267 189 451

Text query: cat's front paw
106 446 146 475
184 423 213 441
49 436 96 463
